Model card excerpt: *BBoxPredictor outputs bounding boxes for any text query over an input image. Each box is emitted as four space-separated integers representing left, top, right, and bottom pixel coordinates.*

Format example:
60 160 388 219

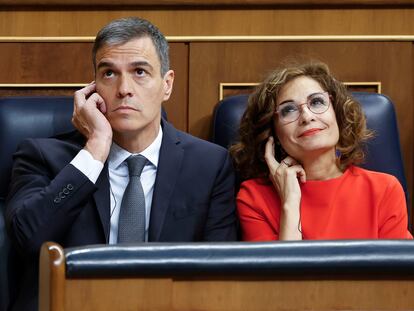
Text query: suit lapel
148 120 183 241
93 163 111 243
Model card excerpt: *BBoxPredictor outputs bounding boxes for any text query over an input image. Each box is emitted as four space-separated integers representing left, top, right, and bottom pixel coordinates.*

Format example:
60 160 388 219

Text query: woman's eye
310 97 326 107
280 104 297 116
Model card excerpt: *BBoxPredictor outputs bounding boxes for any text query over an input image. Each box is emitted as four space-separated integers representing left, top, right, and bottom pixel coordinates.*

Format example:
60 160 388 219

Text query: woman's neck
300 150 343 181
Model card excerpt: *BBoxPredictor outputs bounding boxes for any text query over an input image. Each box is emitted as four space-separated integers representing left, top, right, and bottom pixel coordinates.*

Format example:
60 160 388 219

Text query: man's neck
113 123 160 154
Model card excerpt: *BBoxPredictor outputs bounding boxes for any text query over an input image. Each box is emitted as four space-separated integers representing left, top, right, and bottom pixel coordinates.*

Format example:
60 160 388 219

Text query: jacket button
59 192 66 199
54 197 61 203
67 184 74 190
63 188 70 195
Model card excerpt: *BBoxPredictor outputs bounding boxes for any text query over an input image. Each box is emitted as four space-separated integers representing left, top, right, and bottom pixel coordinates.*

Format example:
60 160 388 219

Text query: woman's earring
335 148 342 167
335 148 342 159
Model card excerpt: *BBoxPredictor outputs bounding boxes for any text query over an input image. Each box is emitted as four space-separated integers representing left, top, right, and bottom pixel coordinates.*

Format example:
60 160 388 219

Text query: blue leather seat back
0 96 74 311
212 92 409 209
0 96 75 199
64 240 414 277
353 93 407 187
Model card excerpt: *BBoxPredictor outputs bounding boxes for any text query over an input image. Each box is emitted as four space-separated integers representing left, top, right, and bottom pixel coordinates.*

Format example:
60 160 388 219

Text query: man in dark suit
5 17 237 311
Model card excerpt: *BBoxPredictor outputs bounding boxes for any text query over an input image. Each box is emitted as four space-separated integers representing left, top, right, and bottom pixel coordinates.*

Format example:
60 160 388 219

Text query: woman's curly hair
229 61 373 181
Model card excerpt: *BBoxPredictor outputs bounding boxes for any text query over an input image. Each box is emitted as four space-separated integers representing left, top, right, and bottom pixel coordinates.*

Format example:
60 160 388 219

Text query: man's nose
117 75 133 97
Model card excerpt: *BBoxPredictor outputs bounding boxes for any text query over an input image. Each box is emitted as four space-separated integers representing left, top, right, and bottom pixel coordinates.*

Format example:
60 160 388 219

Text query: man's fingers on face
97 100 107 114
84 81 96 90
83 83 97 99
74 91 91 110
75 83 97 100
88 93 106 114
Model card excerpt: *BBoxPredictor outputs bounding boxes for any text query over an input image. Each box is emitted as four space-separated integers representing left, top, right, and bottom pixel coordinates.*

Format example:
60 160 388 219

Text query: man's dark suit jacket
5 119 237 311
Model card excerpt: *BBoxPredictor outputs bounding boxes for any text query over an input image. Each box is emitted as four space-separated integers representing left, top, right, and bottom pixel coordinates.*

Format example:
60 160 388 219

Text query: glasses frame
275 91 331 124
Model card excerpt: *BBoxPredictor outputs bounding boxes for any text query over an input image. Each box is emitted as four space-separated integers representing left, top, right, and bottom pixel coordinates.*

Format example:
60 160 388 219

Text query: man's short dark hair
92 17 170 76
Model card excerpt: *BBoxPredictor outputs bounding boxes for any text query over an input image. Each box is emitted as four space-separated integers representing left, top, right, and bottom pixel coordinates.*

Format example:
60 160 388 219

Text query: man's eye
104 70 114 78
136 69 146 76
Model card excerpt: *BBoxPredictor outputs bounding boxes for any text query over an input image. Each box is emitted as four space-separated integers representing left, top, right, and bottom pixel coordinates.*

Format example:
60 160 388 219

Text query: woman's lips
299 128 321 137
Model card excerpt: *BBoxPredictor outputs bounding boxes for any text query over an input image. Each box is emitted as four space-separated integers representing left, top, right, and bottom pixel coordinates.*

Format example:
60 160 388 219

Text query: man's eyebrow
96 61 114 70
96 61 154 71
130 61 154 71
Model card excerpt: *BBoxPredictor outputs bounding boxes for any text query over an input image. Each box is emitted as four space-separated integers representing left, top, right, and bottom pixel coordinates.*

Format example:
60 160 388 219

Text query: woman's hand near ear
264 137 305 240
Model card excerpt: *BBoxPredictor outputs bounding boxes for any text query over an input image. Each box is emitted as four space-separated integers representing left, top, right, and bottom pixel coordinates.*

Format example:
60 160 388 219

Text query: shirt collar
108 126 163 170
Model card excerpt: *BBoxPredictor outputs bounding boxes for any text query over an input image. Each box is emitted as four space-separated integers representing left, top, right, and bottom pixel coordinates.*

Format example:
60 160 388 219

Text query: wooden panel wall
0 1 413 223
3 0 414 5
1 8 414 37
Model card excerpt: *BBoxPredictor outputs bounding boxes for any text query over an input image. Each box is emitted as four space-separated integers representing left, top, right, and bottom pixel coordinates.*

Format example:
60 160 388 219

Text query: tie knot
126 155 147 177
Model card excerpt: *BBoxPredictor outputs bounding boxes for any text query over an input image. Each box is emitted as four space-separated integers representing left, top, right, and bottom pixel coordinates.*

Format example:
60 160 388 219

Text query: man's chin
109 115 161 135
111 121 158 135
112 125 143 134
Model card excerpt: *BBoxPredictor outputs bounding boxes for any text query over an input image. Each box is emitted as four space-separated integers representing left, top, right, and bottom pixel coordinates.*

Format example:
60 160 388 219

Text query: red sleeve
378 176 413 239
236 181 279 241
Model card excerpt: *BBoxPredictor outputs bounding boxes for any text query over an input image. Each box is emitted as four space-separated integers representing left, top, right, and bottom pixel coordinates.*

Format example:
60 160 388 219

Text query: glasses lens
308 93 330 114
277 102 299 123
276 92 330 124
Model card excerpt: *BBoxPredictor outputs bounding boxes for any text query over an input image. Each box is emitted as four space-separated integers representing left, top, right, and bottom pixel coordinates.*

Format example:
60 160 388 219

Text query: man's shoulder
22 130 83 145
163 120 227 154
17 130 84 157
177 130 227 152
174 131 232 165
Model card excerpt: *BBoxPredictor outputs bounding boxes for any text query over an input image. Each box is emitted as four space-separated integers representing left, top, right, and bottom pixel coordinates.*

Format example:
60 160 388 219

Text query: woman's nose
298 104 314 123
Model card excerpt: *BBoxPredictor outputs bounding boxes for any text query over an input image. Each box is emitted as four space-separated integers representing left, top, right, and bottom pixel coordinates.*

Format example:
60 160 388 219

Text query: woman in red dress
230 61 412 241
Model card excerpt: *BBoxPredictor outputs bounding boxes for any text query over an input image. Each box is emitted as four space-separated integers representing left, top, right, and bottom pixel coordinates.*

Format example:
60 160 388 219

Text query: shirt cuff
70 149 104 184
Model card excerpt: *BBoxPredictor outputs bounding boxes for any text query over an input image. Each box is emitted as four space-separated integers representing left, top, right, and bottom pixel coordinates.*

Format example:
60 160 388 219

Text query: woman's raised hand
264 136 305 240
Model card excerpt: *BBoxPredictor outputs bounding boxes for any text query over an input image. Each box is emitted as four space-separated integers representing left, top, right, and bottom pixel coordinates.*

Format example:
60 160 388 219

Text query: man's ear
163 70 174 101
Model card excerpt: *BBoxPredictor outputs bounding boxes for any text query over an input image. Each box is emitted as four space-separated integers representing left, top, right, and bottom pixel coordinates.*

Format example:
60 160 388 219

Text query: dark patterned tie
118 154 147 243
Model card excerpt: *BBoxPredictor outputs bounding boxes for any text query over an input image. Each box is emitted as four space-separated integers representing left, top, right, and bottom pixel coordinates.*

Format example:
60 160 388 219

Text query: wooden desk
39 241 414 311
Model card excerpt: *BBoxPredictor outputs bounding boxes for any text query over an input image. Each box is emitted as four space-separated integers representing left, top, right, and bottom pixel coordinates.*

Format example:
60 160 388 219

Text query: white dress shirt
71 127 163 243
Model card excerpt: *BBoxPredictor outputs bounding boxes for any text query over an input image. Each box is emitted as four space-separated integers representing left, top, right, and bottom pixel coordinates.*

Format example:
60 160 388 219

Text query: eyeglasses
275 91 331 124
